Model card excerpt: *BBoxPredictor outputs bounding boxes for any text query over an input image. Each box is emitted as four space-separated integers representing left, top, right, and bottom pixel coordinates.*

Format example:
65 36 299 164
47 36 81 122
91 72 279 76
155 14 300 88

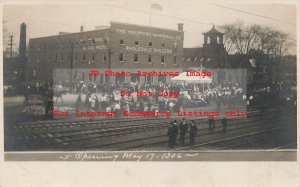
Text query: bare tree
221 21 292 63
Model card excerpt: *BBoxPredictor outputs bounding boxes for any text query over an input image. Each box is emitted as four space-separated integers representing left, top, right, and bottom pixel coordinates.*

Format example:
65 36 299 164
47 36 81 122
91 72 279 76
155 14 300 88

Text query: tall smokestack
178 23 184 31
19 23 27 63
80 25 84 32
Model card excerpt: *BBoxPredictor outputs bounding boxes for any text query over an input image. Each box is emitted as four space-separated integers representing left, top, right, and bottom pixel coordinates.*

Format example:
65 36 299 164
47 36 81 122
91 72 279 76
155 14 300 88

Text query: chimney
80 25 84 32
178 23 184 31
19 23 27 62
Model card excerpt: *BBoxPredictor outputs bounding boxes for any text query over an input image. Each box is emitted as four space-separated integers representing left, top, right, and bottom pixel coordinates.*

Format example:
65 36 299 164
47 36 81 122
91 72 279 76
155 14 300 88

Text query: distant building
26 22 184 84
183 26 245 85
183 26 228 68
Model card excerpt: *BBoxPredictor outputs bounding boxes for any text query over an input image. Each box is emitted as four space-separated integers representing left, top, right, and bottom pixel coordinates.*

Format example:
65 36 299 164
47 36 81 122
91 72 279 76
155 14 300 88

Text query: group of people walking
167 117 228 149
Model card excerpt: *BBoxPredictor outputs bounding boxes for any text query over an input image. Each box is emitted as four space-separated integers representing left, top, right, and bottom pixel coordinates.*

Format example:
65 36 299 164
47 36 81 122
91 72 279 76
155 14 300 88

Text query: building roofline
203 25 224 35
30 21 183 41
30 27 110 41
110 21 183 33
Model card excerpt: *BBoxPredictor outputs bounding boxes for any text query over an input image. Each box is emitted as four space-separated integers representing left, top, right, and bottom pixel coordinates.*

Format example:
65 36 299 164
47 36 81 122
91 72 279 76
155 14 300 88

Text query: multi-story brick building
26 22 184 84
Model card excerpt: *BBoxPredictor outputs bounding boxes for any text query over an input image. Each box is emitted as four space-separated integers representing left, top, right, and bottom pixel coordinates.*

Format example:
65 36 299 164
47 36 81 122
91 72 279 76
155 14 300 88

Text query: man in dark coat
167 122 174 148
221 116 227 134
179 118 189 144
208 117 215 132
189 120 198 145
172 120 179 147
45 96 54 119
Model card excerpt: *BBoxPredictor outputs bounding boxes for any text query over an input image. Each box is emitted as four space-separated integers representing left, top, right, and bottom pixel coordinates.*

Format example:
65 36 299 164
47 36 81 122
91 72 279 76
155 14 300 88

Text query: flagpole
149 6 152 26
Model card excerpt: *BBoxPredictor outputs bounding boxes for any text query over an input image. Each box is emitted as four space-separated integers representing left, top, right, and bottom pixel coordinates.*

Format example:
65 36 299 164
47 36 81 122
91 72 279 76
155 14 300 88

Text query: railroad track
176 125 285 151
12 104 266 128
176 124 296 151
174 106 297 151
7 106 281 151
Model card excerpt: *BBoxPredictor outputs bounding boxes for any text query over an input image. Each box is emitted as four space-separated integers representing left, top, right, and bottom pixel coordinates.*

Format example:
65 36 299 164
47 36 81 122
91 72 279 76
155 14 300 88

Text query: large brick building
26 22 184 84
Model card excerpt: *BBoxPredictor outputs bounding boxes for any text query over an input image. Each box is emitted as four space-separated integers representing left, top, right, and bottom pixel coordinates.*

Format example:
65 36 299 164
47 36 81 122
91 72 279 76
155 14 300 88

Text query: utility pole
69 41 74 91
8 35 15 59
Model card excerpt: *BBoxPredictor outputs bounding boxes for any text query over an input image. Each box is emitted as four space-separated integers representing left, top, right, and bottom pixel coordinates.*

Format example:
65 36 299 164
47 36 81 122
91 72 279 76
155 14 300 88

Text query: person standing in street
221 116 227 134
172 120 179 147
179 118 189 144
208 117 215 132
189 120 198 145
167 122 174 148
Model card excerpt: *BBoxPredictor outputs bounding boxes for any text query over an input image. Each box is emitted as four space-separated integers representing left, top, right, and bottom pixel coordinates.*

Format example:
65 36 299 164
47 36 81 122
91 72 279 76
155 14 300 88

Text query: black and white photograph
1 0 299 186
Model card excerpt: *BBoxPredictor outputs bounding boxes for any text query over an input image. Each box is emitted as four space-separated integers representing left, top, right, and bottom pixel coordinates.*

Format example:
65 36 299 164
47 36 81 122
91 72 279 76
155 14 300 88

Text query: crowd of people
21 78 296 121
54 80 248 115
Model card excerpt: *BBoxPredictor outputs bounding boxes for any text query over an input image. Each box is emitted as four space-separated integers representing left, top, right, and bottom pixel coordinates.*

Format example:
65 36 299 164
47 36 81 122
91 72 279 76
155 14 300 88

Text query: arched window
217 37 220 44
207 36 210 44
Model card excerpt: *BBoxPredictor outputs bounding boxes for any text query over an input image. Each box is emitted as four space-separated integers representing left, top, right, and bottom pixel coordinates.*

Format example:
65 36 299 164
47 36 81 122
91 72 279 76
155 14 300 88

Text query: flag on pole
151 3 162 11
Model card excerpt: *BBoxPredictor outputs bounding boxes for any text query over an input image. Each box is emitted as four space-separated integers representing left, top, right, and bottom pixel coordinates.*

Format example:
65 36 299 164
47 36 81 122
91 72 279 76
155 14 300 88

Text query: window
83 53 86 60
134 41 139 46
161 43 165 48
148 55 152 63
119 53 124 62
161 56 165 63
120 39 124 45
134 54 138 62
149 42 152 47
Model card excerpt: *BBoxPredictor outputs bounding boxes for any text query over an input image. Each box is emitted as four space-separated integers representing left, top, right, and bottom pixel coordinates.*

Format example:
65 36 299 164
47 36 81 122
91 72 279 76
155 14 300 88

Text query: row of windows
30 38 107 50
31 53 107 62
31 39 175 51
31 53 179 64
119 40 167 48
119 53 177 64
31 55 177 65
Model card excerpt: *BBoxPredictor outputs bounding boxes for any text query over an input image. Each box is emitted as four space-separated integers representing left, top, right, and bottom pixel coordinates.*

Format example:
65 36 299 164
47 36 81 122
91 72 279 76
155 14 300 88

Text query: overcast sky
3 1 297 54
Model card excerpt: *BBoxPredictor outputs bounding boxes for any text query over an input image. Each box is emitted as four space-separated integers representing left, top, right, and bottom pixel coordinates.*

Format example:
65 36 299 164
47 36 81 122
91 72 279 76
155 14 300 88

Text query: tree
221 21 293 84
221 21 291 57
